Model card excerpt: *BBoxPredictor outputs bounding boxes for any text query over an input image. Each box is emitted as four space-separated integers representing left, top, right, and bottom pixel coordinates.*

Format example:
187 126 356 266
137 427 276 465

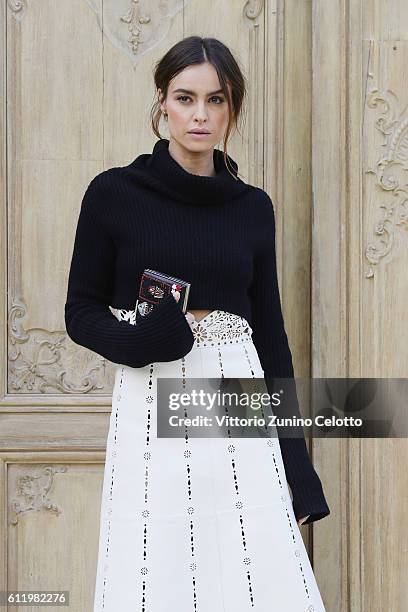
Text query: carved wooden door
3 1 406 611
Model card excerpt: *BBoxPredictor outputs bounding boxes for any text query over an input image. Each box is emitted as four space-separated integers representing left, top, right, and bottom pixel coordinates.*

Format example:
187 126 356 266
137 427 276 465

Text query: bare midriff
189 309 213 322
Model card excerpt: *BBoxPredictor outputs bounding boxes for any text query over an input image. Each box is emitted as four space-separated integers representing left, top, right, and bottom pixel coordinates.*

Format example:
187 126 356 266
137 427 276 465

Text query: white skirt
93 309 327 612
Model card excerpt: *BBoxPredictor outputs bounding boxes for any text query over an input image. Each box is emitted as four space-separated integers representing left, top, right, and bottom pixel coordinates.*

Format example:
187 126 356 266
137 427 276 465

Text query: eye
176 95 225 104
210 96 224 104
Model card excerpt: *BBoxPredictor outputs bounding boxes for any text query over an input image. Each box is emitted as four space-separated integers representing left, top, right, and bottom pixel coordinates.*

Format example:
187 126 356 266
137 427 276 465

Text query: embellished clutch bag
135 268 191 325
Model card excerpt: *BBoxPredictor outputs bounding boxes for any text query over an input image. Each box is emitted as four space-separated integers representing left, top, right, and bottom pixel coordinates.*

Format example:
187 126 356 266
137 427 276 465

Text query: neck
168 138 217 178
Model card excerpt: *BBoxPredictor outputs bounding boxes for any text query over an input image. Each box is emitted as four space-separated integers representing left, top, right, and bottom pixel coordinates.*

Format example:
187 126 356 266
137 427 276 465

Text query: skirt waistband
109 307 253 346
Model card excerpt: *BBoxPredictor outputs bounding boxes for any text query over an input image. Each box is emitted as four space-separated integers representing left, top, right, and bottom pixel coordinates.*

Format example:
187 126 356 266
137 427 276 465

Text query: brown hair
150 35 247 180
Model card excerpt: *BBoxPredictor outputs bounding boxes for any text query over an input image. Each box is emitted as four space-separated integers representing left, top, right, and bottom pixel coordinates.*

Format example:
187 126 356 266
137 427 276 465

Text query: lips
188 130 210 134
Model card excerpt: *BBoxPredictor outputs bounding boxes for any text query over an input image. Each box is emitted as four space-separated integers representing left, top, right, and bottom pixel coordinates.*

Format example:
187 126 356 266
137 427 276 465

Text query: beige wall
0 1 407 610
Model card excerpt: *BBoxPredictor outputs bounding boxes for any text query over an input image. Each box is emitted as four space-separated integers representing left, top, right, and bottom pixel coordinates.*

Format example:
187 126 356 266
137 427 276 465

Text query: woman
65 36 330 612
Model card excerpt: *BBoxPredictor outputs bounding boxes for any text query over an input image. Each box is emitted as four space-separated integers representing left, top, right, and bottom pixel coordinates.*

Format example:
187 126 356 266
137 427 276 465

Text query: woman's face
158 62 231 152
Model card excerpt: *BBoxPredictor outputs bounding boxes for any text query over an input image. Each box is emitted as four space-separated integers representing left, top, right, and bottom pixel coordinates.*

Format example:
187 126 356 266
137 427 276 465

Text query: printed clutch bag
135 268 191 325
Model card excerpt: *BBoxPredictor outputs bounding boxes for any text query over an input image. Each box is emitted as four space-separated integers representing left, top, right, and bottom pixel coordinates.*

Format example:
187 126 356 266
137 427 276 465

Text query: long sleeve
249 192 330 524
64 175 195 367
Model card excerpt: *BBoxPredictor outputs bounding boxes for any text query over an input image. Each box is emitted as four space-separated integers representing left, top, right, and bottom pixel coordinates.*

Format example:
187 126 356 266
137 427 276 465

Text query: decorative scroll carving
9 466 67 525
84 0 188 65
8 297 114 394
7 0 26 21
243 0 265 22
120 0 151 54
7 0 26 14
365 88 408 278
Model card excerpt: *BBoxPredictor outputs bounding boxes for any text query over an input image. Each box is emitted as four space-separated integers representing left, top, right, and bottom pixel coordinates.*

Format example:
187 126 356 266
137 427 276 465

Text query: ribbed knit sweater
65 137 330 525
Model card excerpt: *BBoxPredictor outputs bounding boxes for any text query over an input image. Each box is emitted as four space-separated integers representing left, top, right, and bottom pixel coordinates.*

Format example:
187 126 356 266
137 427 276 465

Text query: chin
183 136 216 150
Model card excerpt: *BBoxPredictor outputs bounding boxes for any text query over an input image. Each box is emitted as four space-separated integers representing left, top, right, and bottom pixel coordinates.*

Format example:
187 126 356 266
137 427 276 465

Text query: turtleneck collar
127 138 251 206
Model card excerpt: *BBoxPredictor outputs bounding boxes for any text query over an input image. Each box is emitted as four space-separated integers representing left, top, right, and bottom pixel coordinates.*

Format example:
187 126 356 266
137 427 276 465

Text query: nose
193 101 208 122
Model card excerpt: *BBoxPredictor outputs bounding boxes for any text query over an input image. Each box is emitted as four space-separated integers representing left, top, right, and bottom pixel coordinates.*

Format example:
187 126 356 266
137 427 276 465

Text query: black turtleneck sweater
64 138 330 525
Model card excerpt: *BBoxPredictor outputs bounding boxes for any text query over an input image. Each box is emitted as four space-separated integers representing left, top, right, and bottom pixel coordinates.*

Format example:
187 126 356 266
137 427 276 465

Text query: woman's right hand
171 288 195 328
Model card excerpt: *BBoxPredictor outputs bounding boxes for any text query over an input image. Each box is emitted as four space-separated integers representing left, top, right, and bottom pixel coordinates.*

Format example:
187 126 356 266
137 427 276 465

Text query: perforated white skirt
93 309 327 612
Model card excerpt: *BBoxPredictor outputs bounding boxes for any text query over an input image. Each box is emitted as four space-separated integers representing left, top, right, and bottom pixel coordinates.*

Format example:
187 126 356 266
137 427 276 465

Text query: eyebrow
172 88 224 96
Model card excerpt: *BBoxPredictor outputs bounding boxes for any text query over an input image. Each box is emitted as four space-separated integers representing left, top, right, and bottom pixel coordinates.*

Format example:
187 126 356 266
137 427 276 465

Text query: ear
157 88 165 112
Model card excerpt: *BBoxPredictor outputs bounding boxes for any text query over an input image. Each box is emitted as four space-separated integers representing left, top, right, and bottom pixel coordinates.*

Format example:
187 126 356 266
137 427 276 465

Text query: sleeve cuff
287 473 331 525
127 292 195 367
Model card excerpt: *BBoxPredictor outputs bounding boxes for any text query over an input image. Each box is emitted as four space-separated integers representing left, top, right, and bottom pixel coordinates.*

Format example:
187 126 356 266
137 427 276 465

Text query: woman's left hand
297 515 310 525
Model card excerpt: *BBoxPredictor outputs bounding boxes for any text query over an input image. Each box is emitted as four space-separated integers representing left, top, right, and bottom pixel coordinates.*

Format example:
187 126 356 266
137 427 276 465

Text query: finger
171 289 180 302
